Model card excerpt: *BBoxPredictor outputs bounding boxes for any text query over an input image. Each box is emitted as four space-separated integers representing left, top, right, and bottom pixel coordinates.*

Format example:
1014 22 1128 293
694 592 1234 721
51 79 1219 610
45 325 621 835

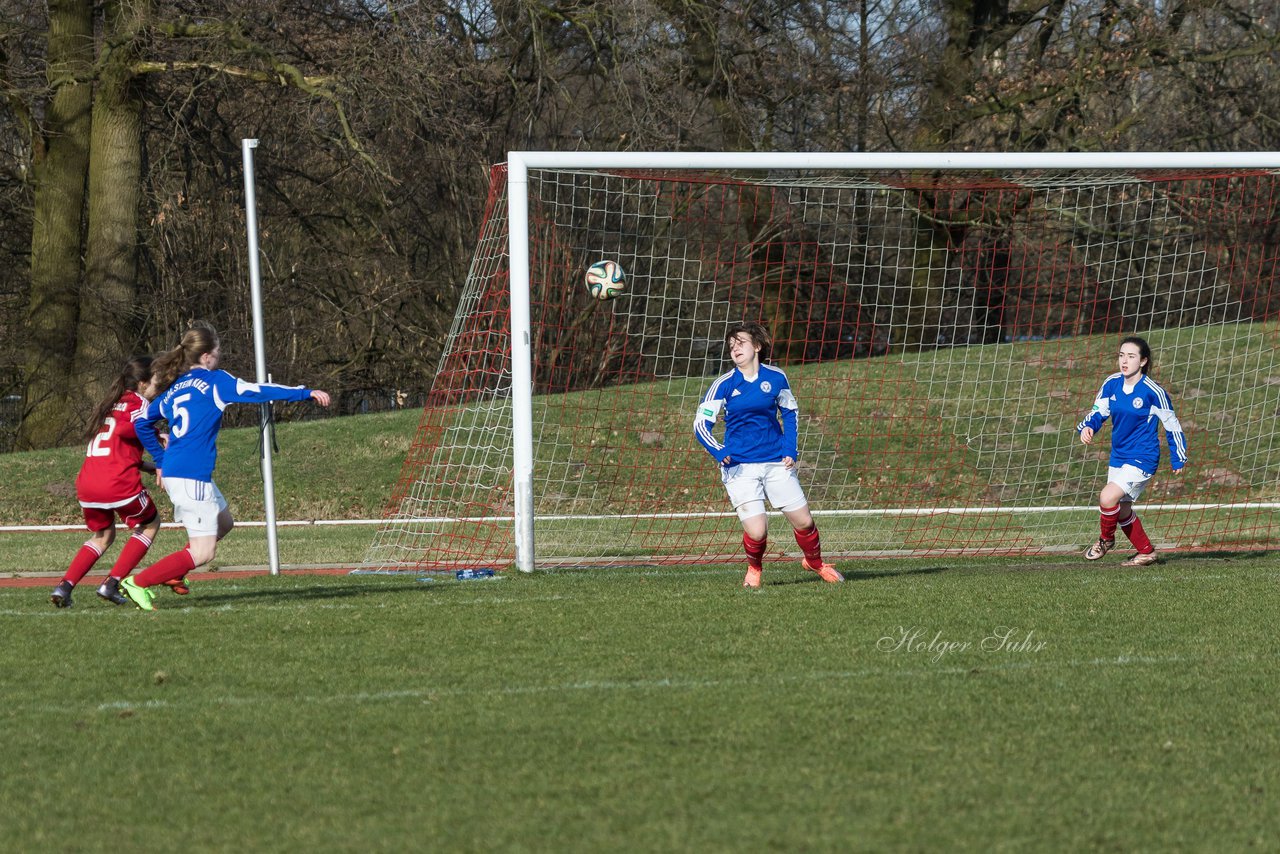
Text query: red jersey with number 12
75 391 149 507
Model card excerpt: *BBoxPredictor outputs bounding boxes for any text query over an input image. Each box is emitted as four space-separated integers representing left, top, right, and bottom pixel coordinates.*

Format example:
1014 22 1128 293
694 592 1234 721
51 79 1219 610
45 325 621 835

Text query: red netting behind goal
367 164 1280 570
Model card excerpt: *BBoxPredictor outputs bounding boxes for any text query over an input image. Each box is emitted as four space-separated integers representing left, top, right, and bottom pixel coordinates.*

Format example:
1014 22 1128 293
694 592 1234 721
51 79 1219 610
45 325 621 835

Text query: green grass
6 321 1280 566
0 525 369 574
6 328 1280 849
0 408 414 527
369 321 1280 565
5 553 1280 850
0 408 411 574
519 322 1280 513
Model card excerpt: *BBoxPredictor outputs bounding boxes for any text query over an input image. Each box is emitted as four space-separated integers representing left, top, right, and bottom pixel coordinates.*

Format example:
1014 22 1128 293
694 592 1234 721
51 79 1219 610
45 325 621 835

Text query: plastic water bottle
455 568 496 580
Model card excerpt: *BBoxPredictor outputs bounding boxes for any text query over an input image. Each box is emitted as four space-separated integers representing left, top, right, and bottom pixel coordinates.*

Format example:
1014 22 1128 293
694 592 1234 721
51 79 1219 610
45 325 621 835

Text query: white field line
7 501 1280 532
0 519 386 532
15 653 1205 717
531 503 1280 522
0 593 577 618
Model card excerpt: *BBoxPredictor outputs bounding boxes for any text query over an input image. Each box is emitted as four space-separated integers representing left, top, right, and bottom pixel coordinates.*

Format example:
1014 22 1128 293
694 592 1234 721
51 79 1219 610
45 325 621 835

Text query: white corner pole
507 155 536 573
242 138 281 576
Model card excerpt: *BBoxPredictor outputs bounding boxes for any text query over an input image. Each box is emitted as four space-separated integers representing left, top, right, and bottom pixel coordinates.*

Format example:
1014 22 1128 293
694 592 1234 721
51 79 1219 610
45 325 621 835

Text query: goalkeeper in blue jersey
118 323 331 610
1077 335 1187 567
694 321 843 588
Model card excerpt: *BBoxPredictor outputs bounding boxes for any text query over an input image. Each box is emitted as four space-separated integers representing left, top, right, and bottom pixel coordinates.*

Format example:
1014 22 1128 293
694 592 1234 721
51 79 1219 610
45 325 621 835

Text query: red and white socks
742 524 827 570
793 523 824 566
61 541 104 586
1119 513 1155 555
108 532 153 579
1098 504 1121 542
133 547 197 588
1101 503 1155 555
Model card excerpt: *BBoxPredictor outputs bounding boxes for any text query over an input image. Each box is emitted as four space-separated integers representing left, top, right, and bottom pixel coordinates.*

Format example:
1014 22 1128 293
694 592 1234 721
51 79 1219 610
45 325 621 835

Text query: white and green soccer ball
584 259 626 300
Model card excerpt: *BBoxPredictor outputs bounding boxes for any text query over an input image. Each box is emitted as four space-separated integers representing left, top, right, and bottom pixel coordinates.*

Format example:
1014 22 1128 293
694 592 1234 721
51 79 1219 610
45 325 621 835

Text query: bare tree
12 1 489 446
17 0 92 449
4 0 1280 450
911 1 1280 152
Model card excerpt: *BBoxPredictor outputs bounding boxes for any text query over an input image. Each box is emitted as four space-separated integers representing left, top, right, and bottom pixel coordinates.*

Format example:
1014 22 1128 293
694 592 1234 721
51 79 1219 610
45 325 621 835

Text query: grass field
5 326 1280 849
0 407 412 527
5 553 1280 850
366 322 1280 568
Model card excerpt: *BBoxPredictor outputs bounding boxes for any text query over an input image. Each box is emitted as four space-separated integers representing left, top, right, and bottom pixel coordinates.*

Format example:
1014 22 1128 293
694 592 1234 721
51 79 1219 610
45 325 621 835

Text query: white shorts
721 461 808 521
165 477 229 538
1108 464 1154 502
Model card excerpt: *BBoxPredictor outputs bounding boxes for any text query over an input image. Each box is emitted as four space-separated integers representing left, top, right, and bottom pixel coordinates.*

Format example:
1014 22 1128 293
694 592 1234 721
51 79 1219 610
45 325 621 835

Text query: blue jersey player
1077 335 1187 566
118 324 331 610
694 322 843 588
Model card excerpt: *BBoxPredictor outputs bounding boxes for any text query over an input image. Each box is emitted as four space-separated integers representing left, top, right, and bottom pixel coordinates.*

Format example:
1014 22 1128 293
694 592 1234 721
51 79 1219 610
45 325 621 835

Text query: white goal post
369 151 1280 574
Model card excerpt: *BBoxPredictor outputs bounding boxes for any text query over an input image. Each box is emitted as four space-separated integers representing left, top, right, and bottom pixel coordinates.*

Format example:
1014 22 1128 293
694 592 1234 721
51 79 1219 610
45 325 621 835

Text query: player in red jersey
50 357 165 607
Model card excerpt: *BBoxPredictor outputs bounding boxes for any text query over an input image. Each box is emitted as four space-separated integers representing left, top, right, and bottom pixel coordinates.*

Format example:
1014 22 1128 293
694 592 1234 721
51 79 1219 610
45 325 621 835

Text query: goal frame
505 151 1280 573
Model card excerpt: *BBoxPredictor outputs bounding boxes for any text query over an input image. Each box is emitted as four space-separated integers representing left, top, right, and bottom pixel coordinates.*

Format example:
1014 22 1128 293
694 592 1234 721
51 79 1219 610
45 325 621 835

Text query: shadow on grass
1178 549 1280 561
850 564 952 581
767 564 951 586
179 580 440 607
908 549 1280 576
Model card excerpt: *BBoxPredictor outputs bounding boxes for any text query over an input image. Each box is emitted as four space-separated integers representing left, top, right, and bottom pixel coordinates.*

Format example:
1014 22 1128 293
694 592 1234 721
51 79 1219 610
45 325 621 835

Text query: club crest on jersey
1133 398 1144 409
760 381 772 393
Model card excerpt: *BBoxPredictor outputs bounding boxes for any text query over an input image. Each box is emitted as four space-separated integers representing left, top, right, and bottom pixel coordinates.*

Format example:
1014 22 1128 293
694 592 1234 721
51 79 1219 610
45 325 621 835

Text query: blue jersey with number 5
136 368 313 481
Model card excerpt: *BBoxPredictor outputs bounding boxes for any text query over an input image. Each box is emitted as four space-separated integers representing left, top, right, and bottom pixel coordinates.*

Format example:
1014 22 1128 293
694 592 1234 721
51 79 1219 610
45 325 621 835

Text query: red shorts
80 490 158 532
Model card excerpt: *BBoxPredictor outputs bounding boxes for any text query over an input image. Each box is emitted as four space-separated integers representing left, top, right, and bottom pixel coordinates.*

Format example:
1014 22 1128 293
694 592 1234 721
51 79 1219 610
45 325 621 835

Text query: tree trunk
900 1 1011 349
16 0 94 450
76 0 147 413
916 0 1010 150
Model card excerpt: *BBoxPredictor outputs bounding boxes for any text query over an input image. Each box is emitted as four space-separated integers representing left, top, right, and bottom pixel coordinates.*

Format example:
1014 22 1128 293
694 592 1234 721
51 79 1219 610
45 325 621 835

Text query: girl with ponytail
50 357 164 608
123 323 331 610
1077 336 1188 566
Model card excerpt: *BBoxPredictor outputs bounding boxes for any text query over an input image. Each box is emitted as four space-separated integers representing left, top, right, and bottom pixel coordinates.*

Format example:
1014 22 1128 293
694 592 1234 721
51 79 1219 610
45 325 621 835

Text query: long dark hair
83 356 154 442
1121 335 1153 375
725 321 773 364
151 322 220 397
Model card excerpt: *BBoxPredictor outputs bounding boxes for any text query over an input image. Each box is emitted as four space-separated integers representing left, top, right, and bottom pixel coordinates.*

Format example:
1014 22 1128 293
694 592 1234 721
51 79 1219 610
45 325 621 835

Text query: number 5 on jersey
170 393 192 438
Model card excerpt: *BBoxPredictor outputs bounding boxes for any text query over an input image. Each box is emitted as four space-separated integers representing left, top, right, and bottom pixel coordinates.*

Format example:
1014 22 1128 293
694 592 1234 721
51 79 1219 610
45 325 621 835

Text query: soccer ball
585 259 626 300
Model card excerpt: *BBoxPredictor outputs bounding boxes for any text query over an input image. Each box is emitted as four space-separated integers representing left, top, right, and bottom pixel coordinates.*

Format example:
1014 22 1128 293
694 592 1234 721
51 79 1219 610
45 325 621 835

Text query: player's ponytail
82 356 154 442
1121 335 1153 375
150 323 220 397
